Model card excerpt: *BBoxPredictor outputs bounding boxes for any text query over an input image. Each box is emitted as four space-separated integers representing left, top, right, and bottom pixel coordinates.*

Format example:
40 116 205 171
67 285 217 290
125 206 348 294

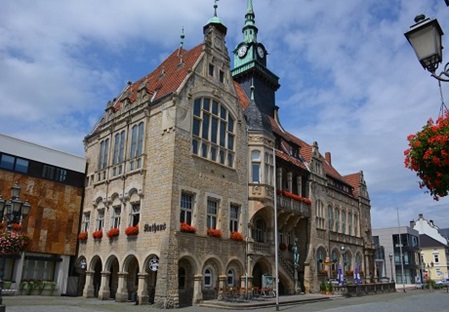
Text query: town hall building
78 1 375 307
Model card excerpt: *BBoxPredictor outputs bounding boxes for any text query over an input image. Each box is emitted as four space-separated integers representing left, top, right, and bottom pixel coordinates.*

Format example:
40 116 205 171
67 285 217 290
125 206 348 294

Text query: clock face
238 45 247 58
257 46 265 58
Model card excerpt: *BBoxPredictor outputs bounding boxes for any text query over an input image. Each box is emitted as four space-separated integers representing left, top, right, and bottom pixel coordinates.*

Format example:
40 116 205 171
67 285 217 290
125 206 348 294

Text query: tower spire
214 0 219 17
177 26 185 56
243 0 257 43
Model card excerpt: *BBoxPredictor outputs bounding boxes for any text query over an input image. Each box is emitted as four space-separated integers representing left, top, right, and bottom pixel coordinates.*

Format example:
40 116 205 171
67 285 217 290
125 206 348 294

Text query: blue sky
1 0 449 229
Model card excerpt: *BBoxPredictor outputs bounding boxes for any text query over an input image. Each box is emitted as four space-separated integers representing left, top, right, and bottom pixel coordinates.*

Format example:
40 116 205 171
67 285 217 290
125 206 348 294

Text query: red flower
180 222 196 233
11 223 23 232
230 231 244 241
207 228 222 238
78 232 88 241
92 230 103 239
276 189 312 205
125 225 139 236
107 228 120 238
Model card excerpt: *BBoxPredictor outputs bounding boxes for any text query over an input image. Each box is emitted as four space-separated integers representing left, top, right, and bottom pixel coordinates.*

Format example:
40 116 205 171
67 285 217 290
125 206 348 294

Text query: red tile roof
343 172 361 197
113 44 204 111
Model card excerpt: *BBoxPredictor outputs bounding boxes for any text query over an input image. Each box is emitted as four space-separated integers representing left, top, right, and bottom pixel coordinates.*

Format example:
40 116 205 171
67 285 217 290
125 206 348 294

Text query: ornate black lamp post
0 182 31 312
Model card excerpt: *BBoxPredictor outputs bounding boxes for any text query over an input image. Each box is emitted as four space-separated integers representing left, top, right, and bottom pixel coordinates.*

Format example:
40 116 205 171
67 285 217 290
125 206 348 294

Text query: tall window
130 203 140 226
180 192 193 225
111 207 121 228
348 212 352 236
113 131 126 165
254 219 265 242
354 213 358 236
207 198 218 229
334 209 340 233
81 212 90 232
341 209 346 234
229 204 240 232
434 253 440 263
264 151 274 186
328 205 333 231
192 98 235 167
95 209 104 231
98 139 110 170
251 150 261 183
130 122 144 159
316 200 325 229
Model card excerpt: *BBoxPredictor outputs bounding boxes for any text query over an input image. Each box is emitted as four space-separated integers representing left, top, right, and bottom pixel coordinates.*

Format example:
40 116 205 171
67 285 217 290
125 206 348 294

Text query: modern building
372 226 421 285
78 1 375 307
410 213 448 245
0 133 85 295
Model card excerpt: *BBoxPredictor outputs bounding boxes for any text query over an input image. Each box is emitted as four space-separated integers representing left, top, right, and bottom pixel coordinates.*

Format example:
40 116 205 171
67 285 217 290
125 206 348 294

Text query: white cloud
0 0 448 228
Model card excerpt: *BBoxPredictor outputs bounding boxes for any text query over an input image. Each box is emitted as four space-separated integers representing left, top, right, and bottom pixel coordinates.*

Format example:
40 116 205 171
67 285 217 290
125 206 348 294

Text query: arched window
192 97 235 167
227 269 235 286
328 205 333 231
204 268 212 288
316 248 325 272
251 150 261 183
348 212 352 236
354 213 358 236
341 209 346 234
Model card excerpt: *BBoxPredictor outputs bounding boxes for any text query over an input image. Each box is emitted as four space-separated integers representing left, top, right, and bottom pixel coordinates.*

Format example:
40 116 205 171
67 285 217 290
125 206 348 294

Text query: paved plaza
2 288 448 312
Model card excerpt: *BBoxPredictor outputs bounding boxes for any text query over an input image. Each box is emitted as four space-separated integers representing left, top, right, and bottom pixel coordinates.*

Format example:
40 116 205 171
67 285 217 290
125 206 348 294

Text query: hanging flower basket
78 232 88 241
0 231 30 255
207 228 222 238
125 225 139 236
230 231 244 241
92 230 103 239
404 111 449 200
107 228 120 239
180 222 196 234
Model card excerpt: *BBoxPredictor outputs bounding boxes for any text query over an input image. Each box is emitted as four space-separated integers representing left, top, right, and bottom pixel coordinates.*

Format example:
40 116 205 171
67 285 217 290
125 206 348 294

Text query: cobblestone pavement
2 289 448 312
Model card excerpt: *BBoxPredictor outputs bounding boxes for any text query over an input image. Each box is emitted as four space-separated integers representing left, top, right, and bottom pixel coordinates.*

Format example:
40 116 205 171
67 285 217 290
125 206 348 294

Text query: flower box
11 223 23 232
107 228 119 238
0 231 30 255
92 230 103 239
180 222 196 234
207 228 222 238
78 232 88 241
276 189 312 205
230 231 244 241
125 225 139 236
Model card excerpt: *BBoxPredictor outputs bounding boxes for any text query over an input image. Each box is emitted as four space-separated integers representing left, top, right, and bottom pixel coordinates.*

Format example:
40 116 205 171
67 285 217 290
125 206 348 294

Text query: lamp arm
431 62 449 82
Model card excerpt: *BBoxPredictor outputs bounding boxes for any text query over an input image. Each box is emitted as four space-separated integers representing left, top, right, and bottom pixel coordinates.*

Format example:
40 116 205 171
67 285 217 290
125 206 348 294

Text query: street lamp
404 14 449 82
389 254 395 283
0 182 31 312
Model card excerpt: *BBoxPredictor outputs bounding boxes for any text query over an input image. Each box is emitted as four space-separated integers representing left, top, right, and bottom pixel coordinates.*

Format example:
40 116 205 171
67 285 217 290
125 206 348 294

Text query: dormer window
289 144 299 159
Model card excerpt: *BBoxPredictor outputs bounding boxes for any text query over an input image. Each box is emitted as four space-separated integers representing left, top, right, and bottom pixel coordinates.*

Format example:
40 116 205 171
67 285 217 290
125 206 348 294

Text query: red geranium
92 230 103 239
404 110 449 200
230 231 244 241
276 189 312 205
107 228 120 238
125 225 139 236
180 222 196 234
78 232 88 241
207 228 222 238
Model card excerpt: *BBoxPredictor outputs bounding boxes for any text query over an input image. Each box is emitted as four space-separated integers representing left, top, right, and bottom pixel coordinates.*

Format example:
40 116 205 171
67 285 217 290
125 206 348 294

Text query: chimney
410 220 416 227
325 152 332 166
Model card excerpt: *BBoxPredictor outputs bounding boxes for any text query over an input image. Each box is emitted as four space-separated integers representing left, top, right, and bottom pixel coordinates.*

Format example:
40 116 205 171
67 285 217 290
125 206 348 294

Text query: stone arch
343 249 353 272
225 258 244 288
141 253 160 304
178 255 197 307
315 245 327 273
201 257 223 300
91 255 103 298
104 255 120 299
122 254 140 301
251 256 272 289
250 208 272 243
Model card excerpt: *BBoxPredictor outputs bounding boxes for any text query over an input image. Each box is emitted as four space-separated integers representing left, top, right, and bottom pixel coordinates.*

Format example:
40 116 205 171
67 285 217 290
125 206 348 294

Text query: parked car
436 278 449 287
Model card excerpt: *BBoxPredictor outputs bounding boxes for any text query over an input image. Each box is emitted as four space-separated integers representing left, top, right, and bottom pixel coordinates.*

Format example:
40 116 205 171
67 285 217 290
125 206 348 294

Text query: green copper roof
204 0 226 30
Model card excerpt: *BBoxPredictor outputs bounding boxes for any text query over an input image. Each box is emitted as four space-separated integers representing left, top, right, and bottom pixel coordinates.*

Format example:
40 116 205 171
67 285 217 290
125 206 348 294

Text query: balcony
276 190 311 217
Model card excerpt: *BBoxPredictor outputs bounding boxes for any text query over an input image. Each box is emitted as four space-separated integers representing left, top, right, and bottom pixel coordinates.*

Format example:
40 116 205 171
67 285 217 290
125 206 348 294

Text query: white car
436 278 449 287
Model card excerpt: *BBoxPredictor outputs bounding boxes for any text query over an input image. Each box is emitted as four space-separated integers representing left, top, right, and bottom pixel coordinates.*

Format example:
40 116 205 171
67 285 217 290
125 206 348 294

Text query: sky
1 0 448 230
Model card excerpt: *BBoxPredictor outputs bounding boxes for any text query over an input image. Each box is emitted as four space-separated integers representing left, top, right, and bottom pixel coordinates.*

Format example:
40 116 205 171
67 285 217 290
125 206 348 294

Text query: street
2 289 448 312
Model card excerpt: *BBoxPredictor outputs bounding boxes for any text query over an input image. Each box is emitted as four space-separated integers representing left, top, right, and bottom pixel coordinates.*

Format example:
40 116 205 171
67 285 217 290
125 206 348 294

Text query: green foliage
320 279 326 291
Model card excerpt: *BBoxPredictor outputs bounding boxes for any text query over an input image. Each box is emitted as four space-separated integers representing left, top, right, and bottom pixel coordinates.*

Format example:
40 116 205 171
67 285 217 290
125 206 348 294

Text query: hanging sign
149 256 159 272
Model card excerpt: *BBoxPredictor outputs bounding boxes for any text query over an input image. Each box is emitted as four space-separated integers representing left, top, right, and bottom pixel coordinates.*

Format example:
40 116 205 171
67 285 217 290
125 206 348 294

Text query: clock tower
232 0 280 118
